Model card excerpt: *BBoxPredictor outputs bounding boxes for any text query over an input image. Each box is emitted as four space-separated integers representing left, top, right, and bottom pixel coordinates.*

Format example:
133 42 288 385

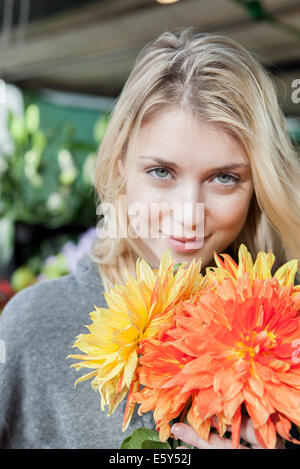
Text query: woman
0 27 299 449
90 27 300 449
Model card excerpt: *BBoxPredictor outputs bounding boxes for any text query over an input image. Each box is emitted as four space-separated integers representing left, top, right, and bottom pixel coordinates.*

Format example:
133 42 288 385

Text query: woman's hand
171 415 286 449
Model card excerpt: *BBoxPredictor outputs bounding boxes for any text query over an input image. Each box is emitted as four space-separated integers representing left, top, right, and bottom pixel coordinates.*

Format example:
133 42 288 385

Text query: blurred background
0 0 300 310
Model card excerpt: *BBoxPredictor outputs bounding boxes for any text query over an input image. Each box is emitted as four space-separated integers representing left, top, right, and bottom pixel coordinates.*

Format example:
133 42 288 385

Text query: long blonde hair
89 27 300 291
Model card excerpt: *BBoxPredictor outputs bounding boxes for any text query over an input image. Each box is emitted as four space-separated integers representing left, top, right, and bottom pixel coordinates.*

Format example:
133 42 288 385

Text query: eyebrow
138 156 251 171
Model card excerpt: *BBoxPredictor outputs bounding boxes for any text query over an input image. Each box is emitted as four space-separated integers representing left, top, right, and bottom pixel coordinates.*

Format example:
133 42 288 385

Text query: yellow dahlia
68 249 206 431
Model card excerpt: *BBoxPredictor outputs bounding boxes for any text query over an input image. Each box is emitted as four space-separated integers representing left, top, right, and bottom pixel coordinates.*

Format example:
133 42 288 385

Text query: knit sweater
0 254 155 449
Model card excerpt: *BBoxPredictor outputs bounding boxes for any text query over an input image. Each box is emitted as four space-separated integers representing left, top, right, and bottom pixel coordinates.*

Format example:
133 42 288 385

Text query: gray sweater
0 254 155 449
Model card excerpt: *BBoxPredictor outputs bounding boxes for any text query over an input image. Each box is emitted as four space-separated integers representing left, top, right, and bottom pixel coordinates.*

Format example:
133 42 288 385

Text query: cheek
126 176 169 225
207 193 251 229
126 180 157 231
126 171 148 206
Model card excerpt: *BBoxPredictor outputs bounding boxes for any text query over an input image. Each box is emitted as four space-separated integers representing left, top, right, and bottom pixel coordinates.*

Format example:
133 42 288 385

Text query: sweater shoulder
1 274 76 328
0 271 106 345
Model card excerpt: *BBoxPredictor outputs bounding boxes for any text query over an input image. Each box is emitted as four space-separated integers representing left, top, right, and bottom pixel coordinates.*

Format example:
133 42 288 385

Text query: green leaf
232 0 268 21
0 218 15 265
130 428 159 448
25 104 40 134
141 440 171 449
32 130 47 153
41 253 69 279
26 256 43 275
82 153 96 186
59 167 78 186
120 436 131 449
24 149 41 170
69 141 96 152
10 115 27 145
93 115 109 143
120 428 167 449
1 103 99 228
172 437 179 449
11 266 36 291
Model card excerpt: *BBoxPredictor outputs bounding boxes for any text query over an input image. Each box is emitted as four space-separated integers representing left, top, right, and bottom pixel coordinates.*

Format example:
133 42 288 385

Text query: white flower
47 192 64 212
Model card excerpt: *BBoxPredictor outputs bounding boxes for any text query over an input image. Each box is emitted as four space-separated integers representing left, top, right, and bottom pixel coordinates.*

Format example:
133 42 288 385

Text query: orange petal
196 388 223 421
231 406 242 449
244 387 271 428
253 416 277 449
158 422 171 442
122 377 140 431
223 391 244 421
213 368 243 401
272 412 293 441
265 382 300 426
187 397 211 442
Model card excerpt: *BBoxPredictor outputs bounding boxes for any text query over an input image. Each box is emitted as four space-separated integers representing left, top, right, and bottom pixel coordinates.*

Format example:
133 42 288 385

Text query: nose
171 182 204 237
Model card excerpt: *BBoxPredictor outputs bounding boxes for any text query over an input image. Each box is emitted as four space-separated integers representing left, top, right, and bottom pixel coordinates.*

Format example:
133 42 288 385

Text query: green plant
0 103 109 266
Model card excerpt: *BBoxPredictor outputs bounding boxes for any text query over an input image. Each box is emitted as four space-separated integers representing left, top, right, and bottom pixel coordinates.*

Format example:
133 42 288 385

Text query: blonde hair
89 27 300 292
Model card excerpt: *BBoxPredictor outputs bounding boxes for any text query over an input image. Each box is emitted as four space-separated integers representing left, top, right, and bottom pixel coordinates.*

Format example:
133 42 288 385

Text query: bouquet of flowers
68 244 300 449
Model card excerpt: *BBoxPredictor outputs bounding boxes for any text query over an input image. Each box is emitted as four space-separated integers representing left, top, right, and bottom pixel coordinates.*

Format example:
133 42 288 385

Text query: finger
171 423 250 449
212 415 283 449
219 415 261 447
211 415 259 447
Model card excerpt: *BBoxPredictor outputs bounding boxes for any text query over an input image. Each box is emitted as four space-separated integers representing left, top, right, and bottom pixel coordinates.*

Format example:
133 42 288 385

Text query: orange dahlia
133 246 300 449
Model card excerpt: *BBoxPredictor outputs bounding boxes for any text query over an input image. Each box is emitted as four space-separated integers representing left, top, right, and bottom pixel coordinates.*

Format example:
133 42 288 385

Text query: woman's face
118 108 254 270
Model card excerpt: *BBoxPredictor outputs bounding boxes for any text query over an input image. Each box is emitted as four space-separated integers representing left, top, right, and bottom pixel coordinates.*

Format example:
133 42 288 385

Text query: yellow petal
158 249 173 277
99 377 129 414
103 288 130 315
120 283 148 330
253 251 275 279
98 359 124 382
90 307 129 330
136 257 156 289
73 369 98 388
123 350 138 388
68 356 105 369
274 259 298 286
117 342 137 362
122 378 140 431
112 325 139 346
237 244 254 278
73 333 119 356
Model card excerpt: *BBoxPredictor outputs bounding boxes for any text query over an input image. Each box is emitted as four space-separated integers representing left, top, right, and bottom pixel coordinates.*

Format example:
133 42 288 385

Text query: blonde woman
0 27 299 449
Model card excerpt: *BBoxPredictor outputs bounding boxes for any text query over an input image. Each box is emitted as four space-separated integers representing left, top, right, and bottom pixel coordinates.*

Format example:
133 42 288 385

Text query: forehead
135 108 250 168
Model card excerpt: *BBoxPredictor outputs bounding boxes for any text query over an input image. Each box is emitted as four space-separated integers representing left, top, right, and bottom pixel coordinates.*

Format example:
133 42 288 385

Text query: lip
161 232 207 241
166 234 211 253
169 235 198 242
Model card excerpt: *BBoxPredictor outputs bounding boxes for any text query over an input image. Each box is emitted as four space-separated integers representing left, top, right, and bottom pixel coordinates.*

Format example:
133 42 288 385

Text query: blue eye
215 173 240 185
146 167 240 188
146 166 172 181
